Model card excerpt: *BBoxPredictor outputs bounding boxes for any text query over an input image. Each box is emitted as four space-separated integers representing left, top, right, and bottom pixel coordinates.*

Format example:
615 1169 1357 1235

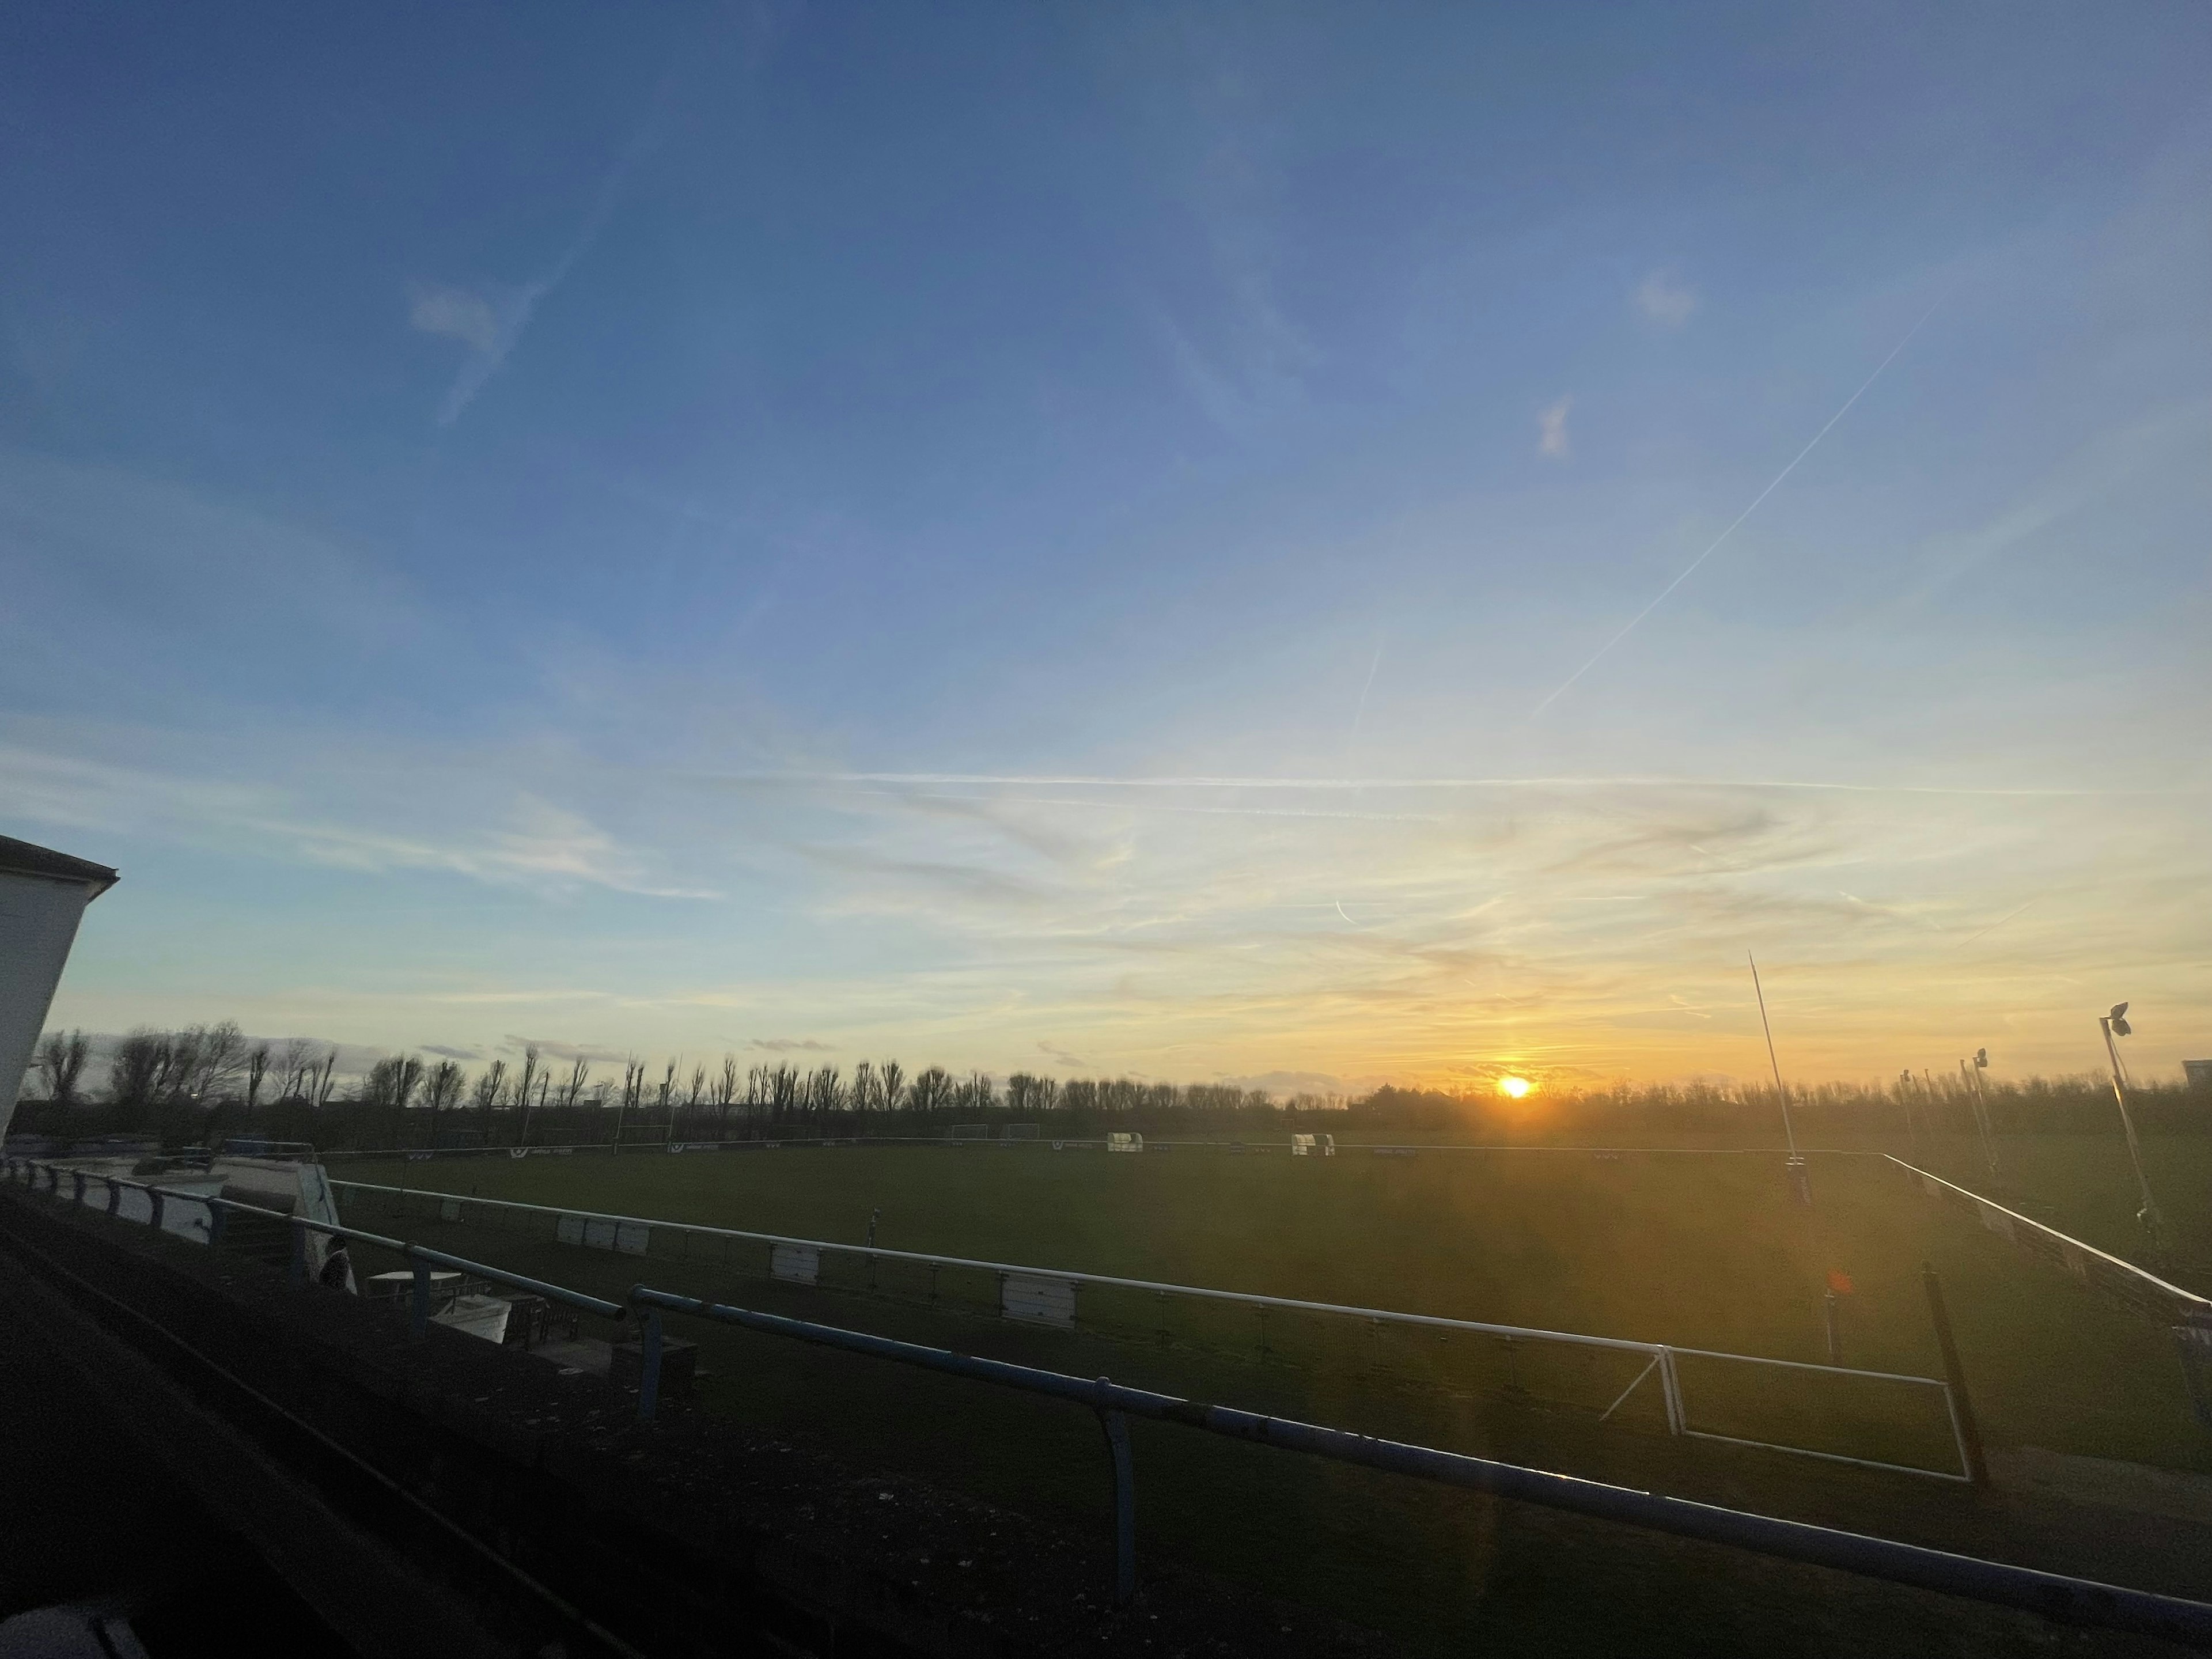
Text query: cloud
421 1044 482 1060
1036 1040 1088 1070
407 283 502 353
410 279 552 426
1212 1069 1354 1098
0 738 722 901
1537 397 1572 460
1635 270 1697 329
749 1037 835 1052
503 1035 627 1063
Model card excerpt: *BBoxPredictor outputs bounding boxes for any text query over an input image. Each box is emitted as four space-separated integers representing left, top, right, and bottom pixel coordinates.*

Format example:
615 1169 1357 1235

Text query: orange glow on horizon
1497 1074 1532 1099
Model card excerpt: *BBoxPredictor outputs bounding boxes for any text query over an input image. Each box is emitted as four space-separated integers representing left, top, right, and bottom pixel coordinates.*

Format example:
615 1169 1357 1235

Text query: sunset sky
5 5 2207 1093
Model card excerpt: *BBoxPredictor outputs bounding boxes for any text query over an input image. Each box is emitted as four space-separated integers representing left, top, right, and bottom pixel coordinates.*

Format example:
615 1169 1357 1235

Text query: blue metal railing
10 1154 2212 1647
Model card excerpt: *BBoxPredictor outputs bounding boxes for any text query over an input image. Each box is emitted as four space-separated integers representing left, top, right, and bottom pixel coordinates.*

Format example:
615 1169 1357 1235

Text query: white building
0 835 118 1139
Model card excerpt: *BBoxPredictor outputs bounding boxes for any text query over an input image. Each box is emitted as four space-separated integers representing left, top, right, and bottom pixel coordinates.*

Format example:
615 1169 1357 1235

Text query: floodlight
2097 998 2163 1248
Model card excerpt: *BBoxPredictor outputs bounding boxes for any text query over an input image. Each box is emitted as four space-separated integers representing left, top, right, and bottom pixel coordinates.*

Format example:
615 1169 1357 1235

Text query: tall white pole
1749 955 1798 1158
2101 1016 2163 1235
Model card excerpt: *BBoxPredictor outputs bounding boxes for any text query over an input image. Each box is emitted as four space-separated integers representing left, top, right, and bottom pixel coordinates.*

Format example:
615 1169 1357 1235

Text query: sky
3 3 2208 1096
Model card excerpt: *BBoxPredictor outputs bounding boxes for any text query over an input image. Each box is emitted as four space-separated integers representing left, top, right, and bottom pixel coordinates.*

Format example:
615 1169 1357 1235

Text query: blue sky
5 3 2208 1092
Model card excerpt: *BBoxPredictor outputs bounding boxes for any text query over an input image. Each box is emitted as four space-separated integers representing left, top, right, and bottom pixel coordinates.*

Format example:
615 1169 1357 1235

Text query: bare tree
245 1043 272 1119
523 1066 552 1146
423 1059 465 1145
472 1059 507 1145
766 1063 800 1123
613 1058 645 1149
717 1055 738 1136
908 1066 952 1116
315 1049 340 1108
363 1055 425 1147
36 1031 90 1107
513 1044 541 1137
275 1039 315 1102
560 1056 592 1110
108 1029 169 1126
877 1059 905 1115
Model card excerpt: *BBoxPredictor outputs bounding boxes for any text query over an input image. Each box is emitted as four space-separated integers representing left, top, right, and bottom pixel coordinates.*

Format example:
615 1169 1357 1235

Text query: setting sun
1498 1075 1532 1099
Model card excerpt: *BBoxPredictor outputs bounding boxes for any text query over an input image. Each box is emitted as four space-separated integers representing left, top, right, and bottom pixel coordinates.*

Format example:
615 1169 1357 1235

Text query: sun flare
1498 1075 1532 1099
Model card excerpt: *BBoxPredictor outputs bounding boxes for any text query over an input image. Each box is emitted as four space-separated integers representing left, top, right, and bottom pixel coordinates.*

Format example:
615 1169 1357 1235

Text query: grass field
336 1136 2212 1654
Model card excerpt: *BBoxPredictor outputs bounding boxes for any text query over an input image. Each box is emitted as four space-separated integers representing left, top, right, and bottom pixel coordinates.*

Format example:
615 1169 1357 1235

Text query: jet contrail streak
710 771 2159 798
1349 644 1383 747
1530 291 1950 717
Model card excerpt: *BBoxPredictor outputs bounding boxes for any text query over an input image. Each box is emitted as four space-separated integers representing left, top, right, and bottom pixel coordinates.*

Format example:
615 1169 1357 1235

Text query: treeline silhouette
10 1022 2205 1154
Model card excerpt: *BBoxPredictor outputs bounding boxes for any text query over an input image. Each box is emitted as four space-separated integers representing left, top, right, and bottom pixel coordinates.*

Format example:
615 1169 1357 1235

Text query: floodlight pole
2100 1014 2164 1240
1960 1058 1997 1178
1749 956 1798 1158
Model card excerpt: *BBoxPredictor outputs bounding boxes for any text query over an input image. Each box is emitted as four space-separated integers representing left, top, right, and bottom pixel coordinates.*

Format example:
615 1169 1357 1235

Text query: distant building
2187 1060 2212 1091
0 835 119 1139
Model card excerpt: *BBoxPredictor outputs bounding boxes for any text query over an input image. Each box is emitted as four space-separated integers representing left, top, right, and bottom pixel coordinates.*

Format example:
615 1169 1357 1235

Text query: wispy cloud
0 738 721 900
412 279 554 425
1635 269 1697 328
749 1036 835 1052
1537 396 1572 460
407 282 503 354
505 1035 628 1063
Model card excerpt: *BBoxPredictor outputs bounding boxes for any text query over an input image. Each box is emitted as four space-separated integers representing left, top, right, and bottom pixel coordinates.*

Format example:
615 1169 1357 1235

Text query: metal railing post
289 1217 309 1286
1096 1377 1136 1606
410 1260 433 1338
149 1189 165 1233
106 1177 120 1216
637 1305 665 1422
71 1171 86 1206
206 1203 228 1249
1922 1263 1988 1486
1658 1346 1685 1434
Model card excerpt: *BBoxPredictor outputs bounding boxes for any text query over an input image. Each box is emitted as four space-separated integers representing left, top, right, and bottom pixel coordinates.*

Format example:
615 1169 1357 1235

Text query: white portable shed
0 835 118 1139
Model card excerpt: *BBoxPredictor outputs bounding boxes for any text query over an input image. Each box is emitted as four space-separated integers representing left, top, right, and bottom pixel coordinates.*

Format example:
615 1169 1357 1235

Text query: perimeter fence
333 1176 1973 1482
11 1152 2212 1647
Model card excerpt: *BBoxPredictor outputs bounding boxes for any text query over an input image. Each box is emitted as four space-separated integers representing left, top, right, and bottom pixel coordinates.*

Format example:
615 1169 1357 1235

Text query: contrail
1954 897 2038 949
1349 643 1383 748
1530 291 1950 717
709 770 2159 798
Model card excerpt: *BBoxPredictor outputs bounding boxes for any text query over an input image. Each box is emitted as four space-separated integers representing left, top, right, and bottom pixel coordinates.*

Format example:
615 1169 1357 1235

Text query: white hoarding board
1002 1274 1077 1327
772 1242 820 1285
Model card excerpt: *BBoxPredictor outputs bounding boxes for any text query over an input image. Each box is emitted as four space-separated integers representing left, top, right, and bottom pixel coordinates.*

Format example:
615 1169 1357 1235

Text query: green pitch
339 1138 2212 1654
